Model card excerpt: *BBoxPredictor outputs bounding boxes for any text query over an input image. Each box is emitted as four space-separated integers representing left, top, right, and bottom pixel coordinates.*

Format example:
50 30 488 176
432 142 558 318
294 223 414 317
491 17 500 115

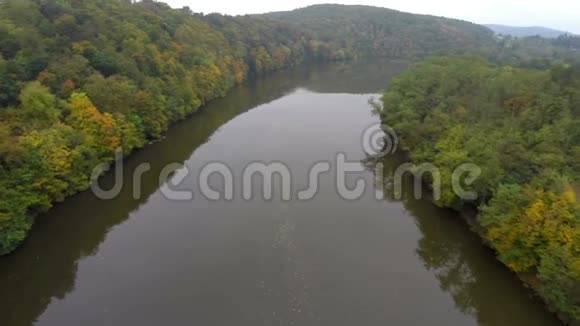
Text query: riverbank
379 55 580 324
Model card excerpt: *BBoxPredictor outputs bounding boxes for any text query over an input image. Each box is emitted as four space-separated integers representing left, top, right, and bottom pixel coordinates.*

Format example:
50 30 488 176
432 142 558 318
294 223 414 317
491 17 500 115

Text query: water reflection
362 152 562 325
0 60 408 326
0 60 562 326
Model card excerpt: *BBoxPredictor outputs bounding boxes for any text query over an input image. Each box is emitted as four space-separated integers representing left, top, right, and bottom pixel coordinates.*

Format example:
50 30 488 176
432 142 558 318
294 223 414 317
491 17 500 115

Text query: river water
0 61 562 326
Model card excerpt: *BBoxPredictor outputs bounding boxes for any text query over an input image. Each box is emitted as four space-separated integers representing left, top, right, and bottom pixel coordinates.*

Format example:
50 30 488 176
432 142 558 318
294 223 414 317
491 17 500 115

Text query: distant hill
265 4 496 59
485 24 572 38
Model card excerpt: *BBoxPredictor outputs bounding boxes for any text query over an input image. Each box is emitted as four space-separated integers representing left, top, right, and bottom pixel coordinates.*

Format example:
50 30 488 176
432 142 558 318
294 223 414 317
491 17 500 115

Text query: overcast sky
164 0 580 34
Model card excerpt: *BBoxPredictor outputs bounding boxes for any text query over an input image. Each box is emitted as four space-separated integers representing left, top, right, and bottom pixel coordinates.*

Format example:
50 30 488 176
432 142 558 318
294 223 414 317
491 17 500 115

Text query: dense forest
493 34 580 68
379 56 580 322
265 4 495 60
485 24 571 39
266 5 580 66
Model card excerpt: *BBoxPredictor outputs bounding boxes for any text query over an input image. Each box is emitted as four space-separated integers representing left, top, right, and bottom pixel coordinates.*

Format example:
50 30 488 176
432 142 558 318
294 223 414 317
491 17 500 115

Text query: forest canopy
266 4 496 60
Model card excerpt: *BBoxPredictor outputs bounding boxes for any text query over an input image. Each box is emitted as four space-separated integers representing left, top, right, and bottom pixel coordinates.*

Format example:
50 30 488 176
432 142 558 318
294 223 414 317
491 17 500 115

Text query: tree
83 74 139 115
66 92 121 156
18 81 60 129
0 122 23 166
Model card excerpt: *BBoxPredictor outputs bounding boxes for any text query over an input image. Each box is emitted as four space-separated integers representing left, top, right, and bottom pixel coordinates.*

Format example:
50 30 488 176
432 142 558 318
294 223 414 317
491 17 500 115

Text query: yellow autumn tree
66 92 121 155
486 187 579 273
20 124 76 202
196 64 222 103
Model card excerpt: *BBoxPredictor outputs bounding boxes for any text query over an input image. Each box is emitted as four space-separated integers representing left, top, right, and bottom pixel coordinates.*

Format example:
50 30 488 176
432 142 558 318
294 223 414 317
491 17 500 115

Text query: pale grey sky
164 0 580 34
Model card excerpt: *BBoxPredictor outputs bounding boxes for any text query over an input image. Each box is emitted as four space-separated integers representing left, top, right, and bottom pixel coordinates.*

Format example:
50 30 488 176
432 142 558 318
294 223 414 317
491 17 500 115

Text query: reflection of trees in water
0 74 303 326
363 152 561 326
363 152 478 316
300 59 408 94
421 238 478 316
0 60 409 326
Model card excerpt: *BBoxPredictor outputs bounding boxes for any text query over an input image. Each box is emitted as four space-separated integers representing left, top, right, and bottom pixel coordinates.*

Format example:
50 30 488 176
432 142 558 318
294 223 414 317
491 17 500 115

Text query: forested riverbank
379 56 580 323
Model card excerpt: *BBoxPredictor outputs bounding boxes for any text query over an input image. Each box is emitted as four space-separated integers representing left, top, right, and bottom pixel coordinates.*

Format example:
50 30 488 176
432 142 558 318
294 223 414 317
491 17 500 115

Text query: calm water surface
0 61 562 326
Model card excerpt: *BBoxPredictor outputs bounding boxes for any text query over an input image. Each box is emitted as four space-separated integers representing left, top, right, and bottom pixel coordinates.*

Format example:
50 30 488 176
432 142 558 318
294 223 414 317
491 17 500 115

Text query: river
0 61 562 326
